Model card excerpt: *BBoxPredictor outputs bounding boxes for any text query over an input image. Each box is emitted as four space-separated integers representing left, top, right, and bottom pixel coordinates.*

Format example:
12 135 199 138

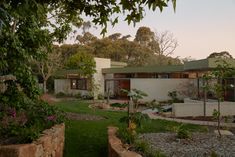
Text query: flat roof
102 65 184 74
54 69 83 77
103 58 235 74
184 58 235 71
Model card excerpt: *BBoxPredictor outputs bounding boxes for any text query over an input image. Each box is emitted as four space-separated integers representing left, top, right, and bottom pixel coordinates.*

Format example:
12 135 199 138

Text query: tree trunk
43 79 47 93
203 80 207 117
218 99 221 137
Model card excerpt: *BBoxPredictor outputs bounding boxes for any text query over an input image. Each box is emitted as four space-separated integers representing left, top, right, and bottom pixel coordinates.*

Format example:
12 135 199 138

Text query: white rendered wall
130 78 197 101
93 58 111 98
173 101 235 117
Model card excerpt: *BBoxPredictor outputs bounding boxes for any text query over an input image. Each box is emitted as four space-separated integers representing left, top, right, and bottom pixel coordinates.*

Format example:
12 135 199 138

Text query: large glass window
70 79 87 90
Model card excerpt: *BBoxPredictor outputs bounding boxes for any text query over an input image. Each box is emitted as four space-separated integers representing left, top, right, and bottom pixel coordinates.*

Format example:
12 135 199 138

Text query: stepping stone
214 130 234 136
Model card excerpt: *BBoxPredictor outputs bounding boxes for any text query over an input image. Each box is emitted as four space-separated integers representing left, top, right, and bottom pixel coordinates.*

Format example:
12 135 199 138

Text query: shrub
46 76 55 93
117 127 136 144
74 92 82 99
55 92 66 98
134 140 150 153
134 140 166 157
176 124 191 139
0 97 65 144
82 92 94 100
98 93 104 100
110 103 128 108
168 91 183 103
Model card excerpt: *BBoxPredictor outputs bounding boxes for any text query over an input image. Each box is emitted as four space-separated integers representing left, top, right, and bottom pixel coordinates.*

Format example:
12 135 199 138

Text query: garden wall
130 78 197 101
0 123 65 157
108 127 142 157
173 102 235 117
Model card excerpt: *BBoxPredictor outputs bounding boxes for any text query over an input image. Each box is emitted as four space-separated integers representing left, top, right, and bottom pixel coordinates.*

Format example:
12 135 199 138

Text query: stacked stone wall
108 126 142 157
0 123 65 157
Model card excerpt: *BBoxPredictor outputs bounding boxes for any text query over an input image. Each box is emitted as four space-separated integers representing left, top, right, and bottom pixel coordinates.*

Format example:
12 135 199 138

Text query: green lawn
55 100 208 157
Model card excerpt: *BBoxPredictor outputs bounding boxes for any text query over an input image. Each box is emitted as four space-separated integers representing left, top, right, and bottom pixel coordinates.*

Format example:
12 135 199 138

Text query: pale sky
65 0 235 60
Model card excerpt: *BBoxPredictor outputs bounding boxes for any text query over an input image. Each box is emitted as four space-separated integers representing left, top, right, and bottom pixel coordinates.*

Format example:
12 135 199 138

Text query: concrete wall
0 124 65 157
93 58 111 97
173 102 235 117
130 78 197 101
54 79 88 95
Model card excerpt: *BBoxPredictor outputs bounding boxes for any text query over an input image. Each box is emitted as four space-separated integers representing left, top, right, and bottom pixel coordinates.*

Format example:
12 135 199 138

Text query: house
54 57 235 101
54 58 126 98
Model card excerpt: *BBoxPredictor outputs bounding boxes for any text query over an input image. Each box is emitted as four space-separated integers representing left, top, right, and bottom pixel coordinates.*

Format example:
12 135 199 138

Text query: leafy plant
55 92 66 98
0 100 65 144
168 91 183 103
74 92 82 99
147 99 162 112
117 127 137 144
110 103 128 108
97 93 104 100
120 112 149 128
176 124 191 139
134 140 166 157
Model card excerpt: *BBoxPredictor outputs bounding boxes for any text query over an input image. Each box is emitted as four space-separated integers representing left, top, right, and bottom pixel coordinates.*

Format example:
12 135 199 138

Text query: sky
65 0 235 60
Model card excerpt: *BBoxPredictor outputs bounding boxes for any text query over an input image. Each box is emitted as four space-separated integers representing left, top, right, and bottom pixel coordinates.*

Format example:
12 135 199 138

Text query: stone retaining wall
0 123 65 157
108 126 142 157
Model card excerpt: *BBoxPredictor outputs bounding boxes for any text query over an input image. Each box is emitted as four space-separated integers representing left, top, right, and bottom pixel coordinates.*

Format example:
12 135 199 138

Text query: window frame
70 78 87 90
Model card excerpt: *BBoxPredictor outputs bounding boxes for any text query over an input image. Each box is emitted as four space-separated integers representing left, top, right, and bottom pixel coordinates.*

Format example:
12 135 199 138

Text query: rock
214 130 234 136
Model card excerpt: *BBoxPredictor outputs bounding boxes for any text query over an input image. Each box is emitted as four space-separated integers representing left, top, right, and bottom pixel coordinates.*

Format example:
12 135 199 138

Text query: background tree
154 30 178 57
153 30 178 65
134 26 155 47
108 33 122 41
34 46 62 93
76 32 97 45
66 52 96 78
207 51 233 59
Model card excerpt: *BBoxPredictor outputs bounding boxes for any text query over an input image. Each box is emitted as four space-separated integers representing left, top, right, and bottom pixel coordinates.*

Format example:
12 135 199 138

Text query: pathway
147 113 235 128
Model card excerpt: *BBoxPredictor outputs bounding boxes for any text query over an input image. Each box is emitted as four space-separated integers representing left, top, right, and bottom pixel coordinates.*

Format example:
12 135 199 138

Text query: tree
81 21 92 34
66 52 96 78
34 46 62 93
0 0 177 143
207 51 233 59
154 30 178 57
76 32 97 45
211 60 234 137
134 26 155 47
108 33 122 41
181 56 195 63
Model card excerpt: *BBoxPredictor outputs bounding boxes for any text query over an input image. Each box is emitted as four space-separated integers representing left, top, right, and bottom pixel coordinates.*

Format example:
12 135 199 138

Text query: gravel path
140 133 235 157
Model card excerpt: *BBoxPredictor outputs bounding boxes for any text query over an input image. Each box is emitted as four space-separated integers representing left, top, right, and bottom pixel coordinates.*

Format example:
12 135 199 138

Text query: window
70 79 87 90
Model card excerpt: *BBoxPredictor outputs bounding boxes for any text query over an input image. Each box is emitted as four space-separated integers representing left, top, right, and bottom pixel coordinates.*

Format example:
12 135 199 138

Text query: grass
55 100 208 157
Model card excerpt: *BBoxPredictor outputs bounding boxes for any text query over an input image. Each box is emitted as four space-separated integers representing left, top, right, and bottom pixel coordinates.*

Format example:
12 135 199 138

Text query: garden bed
108 126 142 157
0 123 65 157
140 132 235 157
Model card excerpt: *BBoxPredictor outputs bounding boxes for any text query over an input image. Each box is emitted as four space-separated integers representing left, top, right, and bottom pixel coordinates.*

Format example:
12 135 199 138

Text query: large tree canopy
0 0 176 99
